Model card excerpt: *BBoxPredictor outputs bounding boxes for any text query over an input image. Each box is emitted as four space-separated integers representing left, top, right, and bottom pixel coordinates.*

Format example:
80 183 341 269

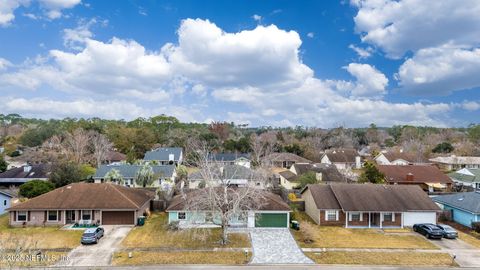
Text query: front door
66 210 76 224
371 213 381 227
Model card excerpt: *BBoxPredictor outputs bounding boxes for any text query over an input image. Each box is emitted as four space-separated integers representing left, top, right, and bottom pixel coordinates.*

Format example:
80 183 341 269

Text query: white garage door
403 212 436 226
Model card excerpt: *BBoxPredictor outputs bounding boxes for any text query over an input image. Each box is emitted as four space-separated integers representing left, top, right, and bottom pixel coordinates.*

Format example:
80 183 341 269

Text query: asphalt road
30 265 464 270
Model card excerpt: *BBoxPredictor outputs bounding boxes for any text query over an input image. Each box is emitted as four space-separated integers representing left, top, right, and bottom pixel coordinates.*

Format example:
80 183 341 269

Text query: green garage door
255 213 288 228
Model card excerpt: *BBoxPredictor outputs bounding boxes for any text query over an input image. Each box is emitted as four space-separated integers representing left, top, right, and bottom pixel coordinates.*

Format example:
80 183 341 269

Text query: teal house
166 189 291 228
433 192 480 228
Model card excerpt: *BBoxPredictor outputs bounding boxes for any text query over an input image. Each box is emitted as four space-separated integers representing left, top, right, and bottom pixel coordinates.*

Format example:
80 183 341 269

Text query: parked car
81 227 104 244
437 224 458 239
413 223 444 239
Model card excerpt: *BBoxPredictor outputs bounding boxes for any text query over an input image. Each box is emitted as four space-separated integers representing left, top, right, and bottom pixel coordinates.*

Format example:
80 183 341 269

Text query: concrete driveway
249 228 313 264
58 225 132 267
427 237 480 267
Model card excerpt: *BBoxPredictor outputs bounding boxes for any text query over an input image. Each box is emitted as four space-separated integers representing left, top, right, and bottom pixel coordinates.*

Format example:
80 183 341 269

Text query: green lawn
0 214 83 249
113 251 251 265
306 251 455 266
291 211 437 249
121 212 251 249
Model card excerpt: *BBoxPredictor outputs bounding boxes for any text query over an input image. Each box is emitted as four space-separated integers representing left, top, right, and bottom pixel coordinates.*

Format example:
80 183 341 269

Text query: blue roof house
143 147 183 165
0 190 14 215
433 192 480 228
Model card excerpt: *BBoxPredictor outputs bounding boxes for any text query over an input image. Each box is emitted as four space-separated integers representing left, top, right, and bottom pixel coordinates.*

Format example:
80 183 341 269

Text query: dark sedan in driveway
413 223 444 239
437 224 458 239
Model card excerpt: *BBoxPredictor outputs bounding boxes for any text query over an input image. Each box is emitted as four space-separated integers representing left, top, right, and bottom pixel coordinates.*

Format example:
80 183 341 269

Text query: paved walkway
249 228 313 264
57 225 132 267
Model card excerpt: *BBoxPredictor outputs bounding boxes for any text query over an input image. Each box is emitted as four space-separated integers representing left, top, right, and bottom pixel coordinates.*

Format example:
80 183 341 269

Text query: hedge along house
301 184 440 228
7 183 154 226
166 189 291 228
433 192 480 228
93 164 176 188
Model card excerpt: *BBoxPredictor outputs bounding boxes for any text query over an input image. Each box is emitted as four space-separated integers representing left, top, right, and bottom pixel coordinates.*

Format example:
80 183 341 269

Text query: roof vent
405 173 414 181
23 165 32 173
66 186 72 189
458 196 464 201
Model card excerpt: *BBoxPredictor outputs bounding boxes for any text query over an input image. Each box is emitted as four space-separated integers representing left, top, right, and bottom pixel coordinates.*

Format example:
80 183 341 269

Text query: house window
383 213 394 222
3 200 6 206
48 210 58 222
325 210 338 221
17 211 27 221
82 210 92 220
178 212 186 220
349 212 363 222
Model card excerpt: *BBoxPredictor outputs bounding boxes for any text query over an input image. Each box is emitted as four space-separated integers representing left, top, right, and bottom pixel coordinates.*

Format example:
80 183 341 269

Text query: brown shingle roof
8 183 154 211
106 150 126 162
377 165 452 184
278 171 298 181
293 163 346 183
302 184 341 209
166 188 290 212
324 149 358 163
302 184 439 212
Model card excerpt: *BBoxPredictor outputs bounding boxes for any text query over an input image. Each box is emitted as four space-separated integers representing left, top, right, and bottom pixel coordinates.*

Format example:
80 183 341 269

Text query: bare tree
181 140 267 245
62 128 92 163
250 132 277 167
92 132 113 166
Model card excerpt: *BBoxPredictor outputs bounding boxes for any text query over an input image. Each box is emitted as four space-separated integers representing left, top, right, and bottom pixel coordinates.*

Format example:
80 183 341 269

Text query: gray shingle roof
433 192 480 214
143 147 182 161
189 165 255 181
448 169 480 184
94 164 175 179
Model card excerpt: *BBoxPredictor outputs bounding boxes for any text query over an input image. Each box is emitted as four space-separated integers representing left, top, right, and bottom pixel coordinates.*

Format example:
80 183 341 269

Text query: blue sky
0 0 479 127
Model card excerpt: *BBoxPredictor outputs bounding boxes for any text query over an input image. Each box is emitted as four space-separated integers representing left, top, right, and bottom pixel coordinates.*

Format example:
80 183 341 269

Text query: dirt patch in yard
112 251 250 265
306 251 455 266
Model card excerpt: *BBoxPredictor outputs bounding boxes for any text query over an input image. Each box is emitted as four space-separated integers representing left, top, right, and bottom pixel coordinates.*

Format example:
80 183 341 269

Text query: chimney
355 156 361 169
405 172 414 181
23 165 32 173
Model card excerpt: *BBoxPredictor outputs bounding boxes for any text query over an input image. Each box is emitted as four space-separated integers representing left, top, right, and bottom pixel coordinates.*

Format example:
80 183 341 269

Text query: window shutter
325 211 328 221
59 211 62 222
44 211 47 221
13 211 16 222
392 213 395 222
335 211 339 221
348 213 352 222
27 211 31 222
360 212 363 222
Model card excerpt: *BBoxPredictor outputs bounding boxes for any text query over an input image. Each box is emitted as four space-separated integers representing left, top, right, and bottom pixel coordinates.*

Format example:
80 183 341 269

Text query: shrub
300 221 316 244
288 193 297 201
167 221 180 231
19 180 55 198
472 222 480 233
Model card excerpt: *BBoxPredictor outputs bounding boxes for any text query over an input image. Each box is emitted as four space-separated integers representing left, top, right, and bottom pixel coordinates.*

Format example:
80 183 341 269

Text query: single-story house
7 183 154 226
188 164 263 189
320 149 361 170
0 190 14 215
104 150 127 165
279 163 347 190
0 164 50 187
208 153 251 168
301 184 440 228
93 164 176 188
433 192 480 228
377 165 453 192
429 155 480 171
448 168 480 190
265 152 311 168
143 147 183 165
374 151 426 165
166 189 291 228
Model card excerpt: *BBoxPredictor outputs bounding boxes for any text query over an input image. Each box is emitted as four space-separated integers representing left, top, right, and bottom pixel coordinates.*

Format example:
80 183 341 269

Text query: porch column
345 211 348 228
368 212 371 228
401 212 404 228
64 210 66 225
380 212 383 229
